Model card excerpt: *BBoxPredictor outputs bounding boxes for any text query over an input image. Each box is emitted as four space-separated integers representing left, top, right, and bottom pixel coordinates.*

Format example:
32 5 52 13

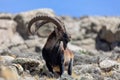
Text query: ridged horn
28 15 65 34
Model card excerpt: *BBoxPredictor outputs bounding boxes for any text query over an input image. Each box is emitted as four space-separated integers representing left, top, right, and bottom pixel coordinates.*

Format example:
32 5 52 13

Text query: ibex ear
54 27 59 36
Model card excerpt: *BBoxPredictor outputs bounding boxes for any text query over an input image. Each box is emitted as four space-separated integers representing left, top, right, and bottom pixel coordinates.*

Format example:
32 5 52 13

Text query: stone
115 30 120 41
79 16 120 42
95 37 111 51
17 44 28 51
12 64 24 75
0 13 14 20
99 26 115 43
25 39 41 48
0 43 10 50
0 55 15 64
10 47 22 56
73 64 101 75
0 77 4 80
0 20 17 44
12 58 45 75
111 71 120 80
104 77 114 80
10 33 24 45
99 60 118 72
61 16 81 40
79 73 94 80
60 73 74 80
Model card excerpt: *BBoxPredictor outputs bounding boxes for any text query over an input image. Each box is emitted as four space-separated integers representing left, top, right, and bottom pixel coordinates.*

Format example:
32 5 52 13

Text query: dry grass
44 71 80 80
117 58 120 63
101 71 113 77
72 72 80 79
0 65 19 80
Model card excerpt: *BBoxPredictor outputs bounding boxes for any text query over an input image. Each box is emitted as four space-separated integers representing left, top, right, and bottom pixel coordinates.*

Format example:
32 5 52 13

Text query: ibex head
28 15 71 49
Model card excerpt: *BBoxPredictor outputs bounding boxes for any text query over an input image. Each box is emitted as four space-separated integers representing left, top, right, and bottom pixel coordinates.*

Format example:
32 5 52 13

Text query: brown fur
28 15 74 76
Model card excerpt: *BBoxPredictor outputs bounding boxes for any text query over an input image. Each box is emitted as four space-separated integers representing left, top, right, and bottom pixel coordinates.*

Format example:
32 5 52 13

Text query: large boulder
0 19 24 49
77 16 120 51
61 16 120 40
12 58 45 75
0 13 14 20
0 20 17 44
99 59 119 72
96 25 120 51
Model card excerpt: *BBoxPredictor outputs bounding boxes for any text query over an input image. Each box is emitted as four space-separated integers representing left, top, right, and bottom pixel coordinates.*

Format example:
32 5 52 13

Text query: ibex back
28 15 74 76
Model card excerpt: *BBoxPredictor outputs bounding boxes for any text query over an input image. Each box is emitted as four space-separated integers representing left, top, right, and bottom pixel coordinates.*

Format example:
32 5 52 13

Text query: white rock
0 55 15 64
99 60 117 69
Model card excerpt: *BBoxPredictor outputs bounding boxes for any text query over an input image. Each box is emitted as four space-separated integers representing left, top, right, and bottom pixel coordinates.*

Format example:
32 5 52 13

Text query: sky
0 0 120 17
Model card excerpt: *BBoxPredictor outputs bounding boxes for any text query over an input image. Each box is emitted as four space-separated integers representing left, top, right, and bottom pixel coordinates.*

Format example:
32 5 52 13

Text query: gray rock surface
0 20 17 45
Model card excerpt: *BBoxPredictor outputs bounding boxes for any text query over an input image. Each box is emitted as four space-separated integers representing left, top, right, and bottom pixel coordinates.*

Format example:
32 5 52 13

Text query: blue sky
0 0 120 17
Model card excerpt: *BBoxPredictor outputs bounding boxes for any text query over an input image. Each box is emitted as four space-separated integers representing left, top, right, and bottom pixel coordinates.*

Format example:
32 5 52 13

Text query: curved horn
55 17 66 31
28 15 65 34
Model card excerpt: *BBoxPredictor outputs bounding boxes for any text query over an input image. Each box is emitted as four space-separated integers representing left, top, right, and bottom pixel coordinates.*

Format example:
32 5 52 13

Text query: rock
10 33 24 45
115 30 120 41
98 26 115 43
71 38 96 50
0 55 15 64
10 47 22 56
92 73 104 80
79 16 120 51
95 37 111 51
104 77 114 80
12 58 45 75
0 77 4 80
0 20 17 44
19 72 40 80
19 75 37 80
0 13 14 20
111 71 120 80
17 44 28 51
25 39 42 48
12 64 24 75
61 16 81 40
96 25 120 51
73 64 101 75
73 50 99 65
99 60 118 72
0 44 9 50
79 73 94 80
0 49 16 57
60 73 74 80
68 43 85 52
10 48 41 59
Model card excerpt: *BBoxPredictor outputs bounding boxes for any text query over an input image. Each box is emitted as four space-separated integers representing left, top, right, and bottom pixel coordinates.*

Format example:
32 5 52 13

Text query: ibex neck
44 31 60 51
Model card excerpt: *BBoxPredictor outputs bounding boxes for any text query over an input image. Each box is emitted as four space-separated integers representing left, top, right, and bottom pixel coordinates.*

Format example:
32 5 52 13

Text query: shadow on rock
95 26 120 51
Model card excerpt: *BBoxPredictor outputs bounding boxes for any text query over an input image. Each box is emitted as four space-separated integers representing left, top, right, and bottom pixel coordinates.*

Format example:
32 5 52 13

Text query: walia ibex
28 15 74 76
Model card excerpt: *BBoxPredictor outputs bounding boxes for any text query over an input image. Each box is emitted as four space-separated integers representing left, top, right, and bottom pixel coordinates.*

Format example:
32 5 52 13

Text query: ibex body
28 15 74 76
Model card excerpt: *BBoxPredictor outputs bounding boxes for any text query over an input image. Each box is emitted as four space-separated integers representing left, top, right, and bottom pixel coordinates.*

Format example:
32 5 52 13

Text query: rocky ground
0 8 120 80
